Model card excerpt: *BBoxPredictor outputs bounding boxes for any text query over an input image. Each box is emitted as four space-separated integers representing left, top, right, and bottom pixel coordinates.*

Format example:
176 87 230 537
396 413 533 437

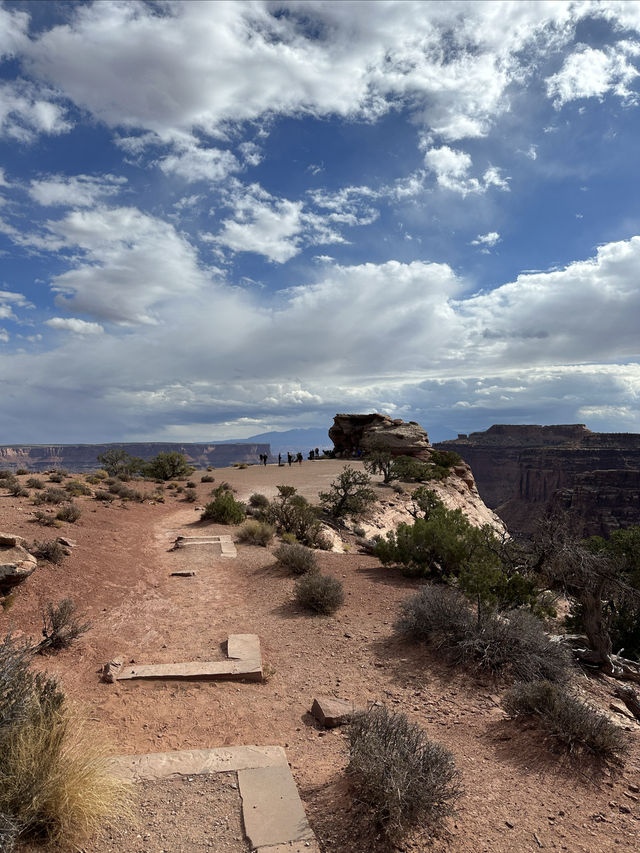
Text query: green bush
389 455 432 482
503 681 627 760
55 503 81 524
200 489 245 524
144 452 193 481
347 705 460 843
274 542 317 574
319 466 377 519
266 486 325 546
64 480 92 497
237 520 275 546
294 572 344 614
396 585 570 682
48 472 65 484
249 492 270 509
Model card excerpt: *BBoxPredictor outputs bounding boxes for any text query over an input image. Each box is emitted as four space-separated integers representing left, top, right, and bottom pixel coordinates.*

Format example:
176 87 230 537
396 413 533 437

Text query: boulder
311 695 361 728
0 534 37 590
329 414 430 459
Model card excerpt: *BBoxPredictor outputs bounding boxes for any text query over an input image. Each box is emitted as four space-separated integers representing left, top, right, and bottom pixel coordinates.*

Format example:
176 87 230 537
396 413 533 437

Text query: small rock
101 657 123 683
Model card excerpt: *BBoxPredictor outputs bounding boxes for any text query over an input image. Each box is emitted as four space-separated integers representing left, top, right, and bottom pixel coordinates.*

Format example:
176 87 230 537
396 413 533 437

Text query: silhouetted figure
315 447 320 459
262 453 267 466
278 453 282 466
297 452 303 465
287 453 292 466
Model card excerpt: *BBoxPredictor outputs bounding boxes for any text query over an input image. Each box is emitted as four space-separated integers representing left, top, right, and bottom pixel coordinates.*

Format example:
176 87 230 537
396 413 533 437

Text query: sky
1 0 640 444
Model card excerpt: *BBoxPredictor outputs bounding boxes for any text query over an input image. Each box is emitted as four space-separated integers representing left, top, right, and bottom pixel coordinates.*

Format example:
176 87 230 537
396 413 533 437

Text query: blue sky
1 0 640 443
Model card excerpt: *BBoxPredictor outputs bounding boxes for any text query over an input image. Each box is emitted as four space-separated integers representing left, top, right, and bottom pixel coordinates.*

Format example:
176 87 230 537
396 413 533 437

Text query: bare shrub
503 681 627 760
396 585 570 682
186 481 196 488
183 488 197 502
31 540 66 565
347 705 461 843
32 488 68 506
65 480 92 497
0 470 15 480
25 478 44 490
294 572 344 614
36 599 91 654
237 520 274 546
200 474 215 483
274 542 317 574
32 510 62 528
56 503 82 523
7 482 29 498
108 483 144 502
48 472 65 483
15 469 29 476
93 490 115 502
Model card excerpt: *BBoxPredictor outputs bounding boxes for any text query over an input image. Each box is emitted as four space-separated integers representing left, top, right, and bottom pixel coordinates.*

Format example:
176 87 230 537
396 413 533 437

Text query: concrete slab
228 633 261 662
109 746 288 781
173 534 237 558
238 765 316 850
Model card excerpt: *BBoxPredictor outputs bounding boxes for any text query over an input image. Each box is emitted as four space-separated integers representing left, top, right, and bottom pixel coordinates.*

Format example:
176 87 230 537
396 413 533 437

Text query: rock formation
435 425 640 537
0 442 271 472
329 414 506 537
0 533 37 591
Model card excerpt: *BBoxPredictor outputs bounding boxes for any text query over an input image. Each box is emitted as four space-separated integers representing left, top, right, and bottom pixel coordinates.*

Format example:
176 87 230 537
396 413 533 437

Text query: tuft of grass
503 680 628 760
237 520 275 546
274 542 317 574
347 705 461 843
294 572 344 614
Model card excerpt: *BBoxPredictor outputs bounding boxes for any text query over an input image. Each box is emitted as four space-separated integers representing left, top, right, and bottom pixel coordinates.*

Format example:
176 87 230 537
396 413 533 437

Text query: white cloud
0 5 29 59
424 146 509 196
0 328 9 343
0 80 72 141
155 136 240 182
28 174 126 207
46 317 104 335
471 231 501 248
547 43 640 107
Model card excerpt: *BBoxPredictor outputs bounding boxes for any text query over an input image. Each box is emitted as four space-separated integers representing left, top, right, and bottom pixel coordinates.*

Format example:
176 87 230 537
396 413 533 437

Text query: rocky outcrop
329 413 431 459
329 414 505 538
0 442 271 472
0 534 37 591
435 425 640 537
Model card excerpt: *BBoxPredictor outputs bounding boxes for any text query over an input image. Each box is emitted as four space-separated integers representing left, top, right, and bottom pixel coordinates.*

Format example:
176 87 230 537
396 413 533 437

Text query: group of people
259 447 324 466
279 452 303 466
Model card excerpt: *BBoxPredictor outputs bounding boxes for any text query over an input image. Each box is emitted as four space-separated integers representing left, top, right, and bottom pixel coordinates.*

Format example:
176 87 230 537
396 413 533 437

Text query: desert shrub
183 488 197 503
503 681 627 760
200 489 245 524
15 468 29 476
7 482 29 498
237 520 275 546
281 532 297 545
32 540 66 565
65 480 92 497
116 472 130 482
25 478 44 490
85 475 100 485
93 490 115 502
294 572 344 614
392 483 405 494
93 469 108 480
319 466 377 519
390 455 432 482
150 491 165 503
0 470 14 479
249 492 270 509
0 634 129 846
347 705 460 843
396 585 570 682
32 510 61 528
186 481 196 488
108 483 144 502
48 472 65 483
201 474 215 483
267 485 326 547
56 503 81 523
96 450 144 478
429 449 462 469
36 599 91 654
32 488 69 506
274 542 317 574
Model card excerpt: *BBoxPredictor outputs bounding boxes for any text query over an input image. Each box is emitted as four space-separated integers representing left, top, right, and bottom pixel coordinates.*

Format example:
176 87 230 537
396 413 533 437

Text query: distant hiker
287 453 292 466
262 453 267 466
315 447 320 459
297 452 303 465
278 453 282 466
308 450 314 460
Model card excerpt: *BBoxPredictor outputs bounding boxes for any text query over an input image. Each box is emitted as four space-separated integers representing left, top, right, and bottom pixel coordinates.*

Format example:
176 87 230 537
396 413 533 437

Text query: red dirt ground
2 460 639 852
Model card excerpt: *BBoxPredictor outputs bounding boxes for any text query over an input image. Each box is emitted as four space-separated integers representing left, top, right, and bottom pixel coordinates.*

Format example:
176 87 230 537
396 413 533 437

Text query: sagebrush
294 572 344 614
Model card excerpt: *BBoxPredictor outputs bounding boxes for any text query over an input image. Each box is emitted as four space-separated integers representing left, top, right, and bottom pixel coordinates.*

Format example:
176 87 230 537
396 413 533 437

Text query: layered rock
329 414 505 537
435 425 640 536
0 534 37 591
0 442 271 472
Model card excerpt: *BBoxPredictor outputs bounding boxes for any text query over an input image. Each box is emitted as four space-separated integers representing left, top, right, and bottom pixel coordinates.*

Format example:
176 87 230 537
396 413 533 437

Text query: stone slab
108 746 288 781
117 658 262 681
174 534 236 557
311 695 360 728
228 633 261 662
238 765 316 850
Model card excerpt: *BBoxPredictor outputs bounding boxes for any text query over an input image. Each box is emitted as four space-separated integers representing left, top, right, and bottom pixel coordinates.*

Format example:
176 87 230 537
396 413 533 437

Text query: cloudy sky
1 0 640 443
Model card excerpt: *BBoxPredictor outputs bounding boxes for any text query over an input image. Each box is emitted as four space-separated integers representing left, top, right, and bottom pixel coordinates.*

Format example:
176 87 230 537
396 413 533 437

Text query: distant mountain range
220 427 331 455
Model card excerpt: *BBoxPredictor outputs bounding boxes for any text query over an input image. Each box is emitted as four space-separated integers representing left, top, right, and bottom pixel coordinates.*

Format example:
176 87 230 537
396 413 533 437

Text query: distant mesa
435 424 640 537
0 442 271 472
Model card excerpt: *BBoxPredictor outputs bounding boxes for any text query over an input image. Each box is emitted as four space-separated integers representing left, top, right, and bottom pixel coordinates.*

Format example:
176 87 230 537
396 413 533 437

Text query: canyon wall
0 442 271 472
435 425 640 537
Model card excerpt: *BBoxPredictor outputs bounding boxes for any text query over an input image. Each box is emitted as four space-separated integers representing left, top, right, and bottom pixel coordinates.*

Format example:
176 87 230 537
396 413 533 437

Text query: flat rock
311 695 360 728
172 534 237 558
238 765 316 850
109 746 288 781
227 633 261 662
0 539 38 589
116 658 263 682
0 532 25 547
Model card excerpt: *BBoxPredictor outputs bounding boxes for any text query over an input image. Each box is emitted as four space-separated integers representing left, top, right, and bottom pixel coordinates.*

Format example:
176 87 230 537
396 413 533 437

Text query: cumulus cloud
46 317 104 335
155 136 240 182
547 43 640 107
0 80 72 141
0 5 29 59
28 174 126 207
424 146 509 195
